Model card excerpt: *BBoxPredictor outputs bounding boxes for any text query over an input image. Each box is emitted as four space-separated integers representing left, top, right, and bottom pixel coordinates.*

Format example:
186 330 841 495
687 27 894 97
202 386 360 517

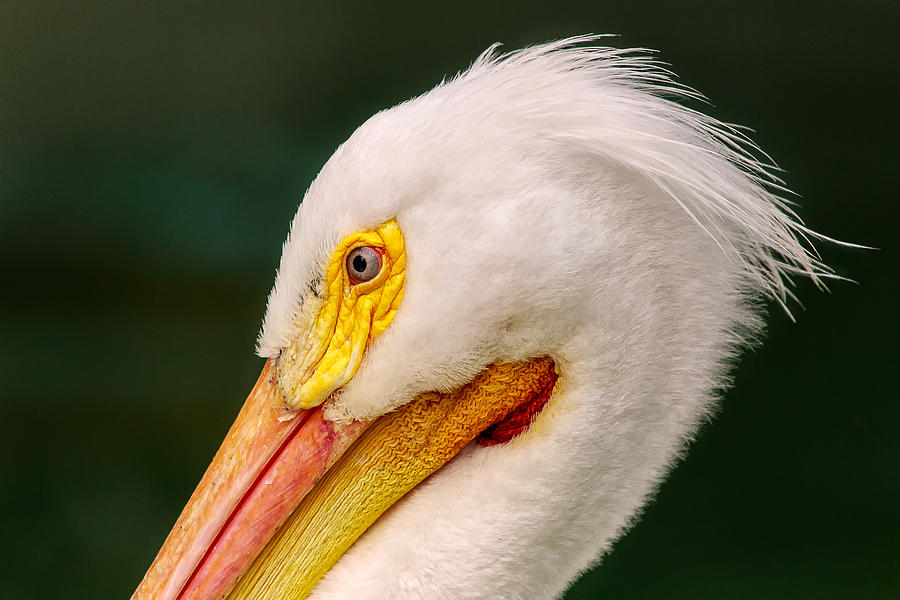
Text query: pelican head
133 37 828 600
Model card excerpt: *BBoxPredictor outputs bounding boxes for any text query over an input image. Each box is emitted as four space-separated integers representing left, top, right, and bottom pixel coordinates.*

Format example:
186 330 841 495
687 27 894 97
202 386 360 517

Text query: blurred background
1 1 897 598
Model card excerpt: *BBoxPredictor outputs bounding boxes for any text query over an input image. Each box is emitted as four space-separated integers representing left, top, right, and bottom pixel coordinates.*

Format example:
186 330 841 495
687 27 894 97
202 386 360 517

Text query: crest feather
458 35 833 314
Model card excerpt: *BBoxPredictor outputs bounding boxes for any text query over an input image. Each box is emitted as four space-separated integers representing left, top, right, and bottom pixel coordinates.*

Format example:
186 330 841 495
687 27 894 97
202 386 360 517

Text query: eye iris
346 247 381 283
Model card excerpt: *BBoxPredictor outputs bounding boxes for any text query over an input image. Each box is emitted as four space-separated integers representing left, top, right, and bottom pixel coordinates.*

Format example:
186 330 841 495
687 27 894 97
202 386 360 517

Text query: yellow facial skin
275 220 406 409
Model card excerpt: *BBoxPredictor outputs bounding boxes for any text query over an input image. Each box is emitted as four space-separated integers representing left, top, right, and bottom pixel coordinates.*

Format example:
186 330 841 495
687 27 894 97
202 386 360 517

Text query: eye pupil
346 246 382 283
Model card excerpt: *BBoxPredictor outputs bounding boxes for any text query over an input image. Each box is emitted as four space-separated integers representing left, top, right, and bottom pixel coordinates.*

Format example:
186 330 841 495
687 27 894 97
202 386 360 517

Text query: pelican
132 37 831 600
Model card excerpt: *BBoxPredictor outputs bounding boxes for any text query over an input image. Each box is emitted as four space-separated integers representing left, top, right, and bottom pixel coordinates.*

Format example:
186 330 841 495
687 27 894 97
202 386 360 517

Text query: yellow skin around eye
275 220 405 409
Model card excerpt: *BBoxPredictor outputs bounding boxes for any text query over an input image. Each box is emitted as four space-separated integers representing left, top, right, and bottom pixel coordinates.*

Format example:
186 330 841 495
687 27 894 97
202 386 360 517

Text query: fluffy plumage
255 37 828 599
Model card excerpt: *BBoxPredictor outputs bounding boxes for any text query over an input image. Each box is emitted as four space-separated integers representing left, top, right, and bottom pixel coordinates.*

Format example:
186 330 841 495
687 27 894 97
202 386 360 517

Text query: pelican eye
346 246 382 283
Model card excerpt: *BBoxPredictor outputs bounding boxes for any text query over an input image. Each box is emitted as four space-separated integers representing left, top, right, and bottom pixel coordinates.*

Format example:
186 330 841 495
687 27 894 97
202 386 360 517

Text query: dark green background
1 2 897 598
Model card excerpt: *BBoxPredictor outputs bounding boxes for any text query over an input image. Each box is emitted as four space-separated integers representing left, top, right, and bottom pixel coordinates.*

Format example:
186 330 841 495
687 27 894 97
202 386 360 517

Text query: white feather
254 37 830 598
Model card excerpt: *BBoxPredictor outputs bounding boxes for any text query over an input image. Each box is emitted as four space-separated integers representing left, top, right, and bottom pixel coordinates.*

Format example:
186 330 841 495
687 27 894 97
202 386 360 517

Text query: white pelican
132 37 830 600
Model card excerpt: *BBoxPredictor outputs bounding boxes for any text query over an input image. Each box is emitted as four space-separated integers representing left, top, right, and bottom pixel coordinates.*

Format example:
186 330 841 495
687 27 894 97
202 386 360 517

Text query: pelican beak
131 356 557 600
131 359 368 600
